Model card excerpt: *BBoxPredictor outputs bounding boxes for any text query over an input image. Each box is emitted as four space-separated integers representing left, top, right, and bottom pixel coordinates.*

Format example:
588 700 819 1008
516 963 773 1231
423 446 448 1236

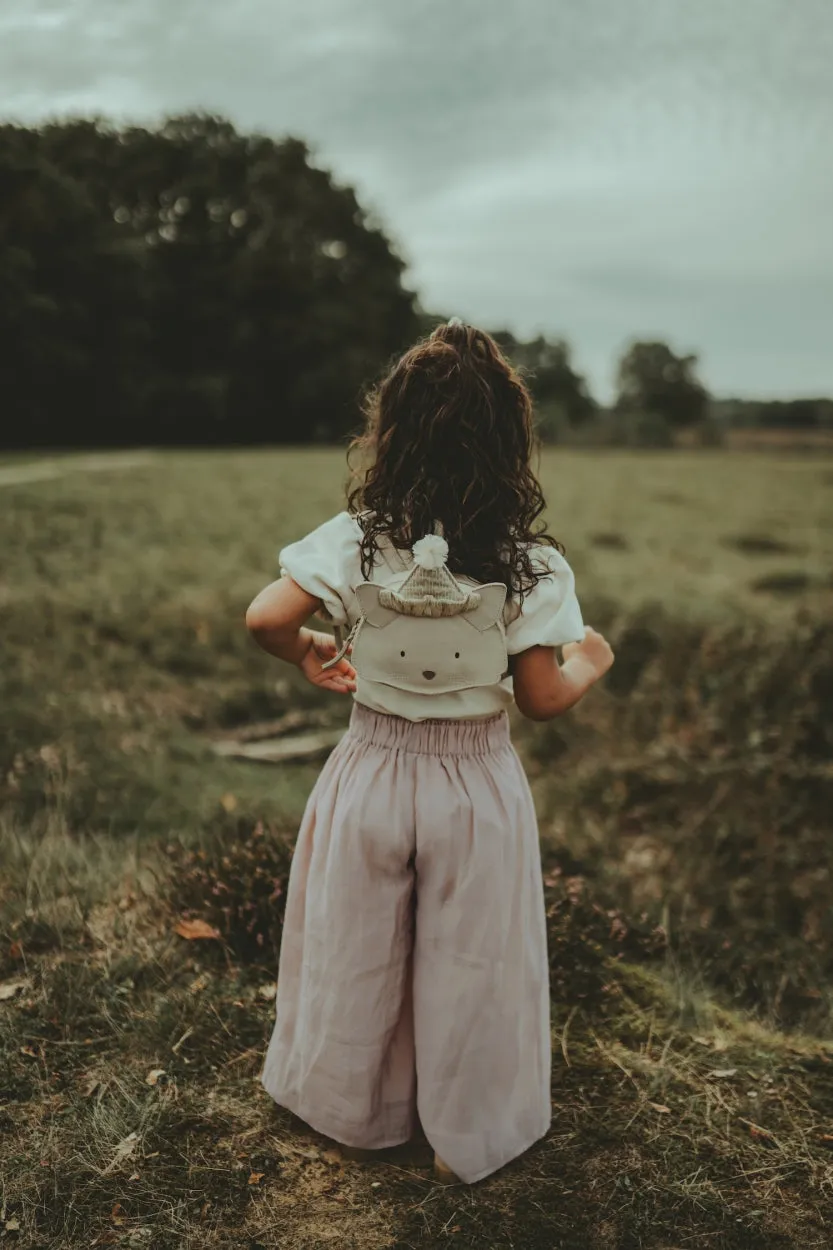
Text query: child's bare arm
246 577 356 694
246 576 320 663
512 628 614 722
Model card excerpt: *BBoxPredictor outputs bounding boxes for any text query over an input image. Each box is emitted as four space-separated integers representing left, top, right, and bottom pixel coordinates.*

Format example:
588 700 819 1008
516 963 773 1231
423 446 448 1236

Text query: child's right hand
299 631 357 694
561 627 615 681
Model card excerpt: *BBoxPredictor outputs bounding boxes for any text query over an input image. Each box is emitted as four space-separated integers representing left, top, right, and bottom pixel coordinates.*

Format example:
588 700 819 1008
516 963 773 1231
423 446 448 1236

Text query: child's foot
433 1153 460 1184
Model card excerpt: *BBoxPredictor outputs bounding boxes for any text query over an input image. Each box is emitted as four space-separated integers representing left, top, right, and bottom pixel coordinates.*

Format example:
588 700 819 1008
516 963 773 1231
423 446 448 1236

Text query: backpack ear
355 582 398 628
464 583 507 631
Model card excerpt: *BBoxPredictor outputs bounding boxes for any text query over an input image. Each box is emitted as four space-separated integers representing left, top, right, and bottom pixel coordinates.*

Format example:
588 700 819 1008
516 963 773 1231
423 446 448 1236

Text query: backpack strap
320 616 362 671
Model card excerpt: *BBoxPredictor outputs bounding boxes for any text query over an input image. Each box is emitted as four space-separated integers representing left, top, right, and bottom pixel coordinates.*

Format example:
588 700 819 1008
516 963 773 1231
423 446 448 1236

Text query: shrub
169 822 292 965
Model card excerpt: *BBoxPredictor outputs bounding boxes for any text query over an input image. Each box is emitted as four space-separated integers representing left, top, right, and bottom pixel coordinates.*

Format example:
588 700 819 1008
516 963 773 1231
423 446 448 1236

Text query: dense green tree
0 114 417 447
0 141 144 444
493 332 596 426
615 340 709 428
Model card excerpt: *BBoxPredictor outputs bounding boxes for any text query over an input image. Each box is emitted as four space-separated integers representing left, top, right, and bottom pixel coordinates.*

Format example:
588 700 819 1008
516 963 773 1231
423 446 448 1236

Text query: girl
246 320 614 1185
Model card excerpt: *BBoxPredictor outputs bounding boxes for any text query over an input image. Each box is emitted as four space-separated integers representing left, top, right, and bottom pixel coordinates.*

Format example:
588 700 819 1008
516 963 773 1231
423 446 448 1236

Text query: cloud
2 0 831 398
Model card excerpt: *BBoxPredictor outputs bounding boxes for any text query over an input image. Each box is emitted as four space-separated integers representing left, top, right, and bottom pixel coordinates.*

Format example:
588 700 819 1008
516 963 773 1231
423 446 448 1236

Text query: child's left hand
299 631 357 694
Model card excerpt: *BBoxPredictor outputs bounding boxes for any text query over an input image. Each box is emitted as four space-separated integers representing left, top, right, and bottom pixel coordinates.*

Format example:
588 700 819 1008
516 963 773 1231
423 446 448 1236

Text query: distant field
723 427 833 452
1 448 832 1248
0 443 830 873
1 445 830 618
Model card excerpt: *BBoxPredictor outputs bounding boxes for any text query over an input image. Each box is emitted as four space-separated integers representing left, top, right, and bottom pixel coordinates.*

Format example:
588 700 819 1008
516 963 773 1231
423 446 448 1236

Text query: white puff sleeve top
278 511 585 722
503 544 586 653
279 511 364 628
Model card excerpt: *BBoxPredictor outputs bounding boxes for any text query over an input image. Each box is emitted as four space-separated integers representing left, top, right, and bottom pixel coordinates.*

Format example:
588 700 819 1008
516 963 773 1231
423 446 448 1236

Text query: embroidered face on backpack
349 533 509 695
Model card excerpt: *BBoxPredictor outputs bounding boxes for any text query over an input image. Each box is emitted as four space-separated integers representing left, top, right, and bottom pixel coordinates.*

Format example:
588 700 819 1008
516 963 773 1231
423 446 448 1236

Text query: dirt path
0 450 156 487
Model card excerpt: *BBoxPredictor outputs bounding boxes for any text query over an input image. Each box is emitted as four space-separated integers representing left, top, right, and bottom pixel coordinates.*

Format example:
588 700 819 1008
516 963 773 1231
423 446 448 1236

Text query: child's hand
561 627 615 680
299 631 357 695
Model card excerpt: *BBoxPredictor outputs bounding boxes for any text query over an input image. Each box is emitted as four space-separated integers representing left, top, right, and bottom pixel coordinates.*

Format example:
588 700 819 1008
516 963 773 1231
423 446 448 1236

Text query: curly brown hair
346 320 563 601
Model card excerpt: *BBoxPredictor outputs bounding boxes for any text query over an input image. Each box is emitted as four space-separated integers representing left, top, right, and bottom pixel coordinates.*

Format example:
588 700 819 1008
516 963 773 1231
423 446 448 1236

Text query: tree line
1 114 828 449
1 114 415 447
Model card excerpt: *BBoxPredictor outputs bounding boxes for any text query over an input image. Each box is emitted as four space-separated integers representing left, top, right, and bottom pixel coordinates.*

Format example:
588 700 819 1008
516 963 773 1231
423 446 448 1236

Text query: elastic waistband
347 701 511 757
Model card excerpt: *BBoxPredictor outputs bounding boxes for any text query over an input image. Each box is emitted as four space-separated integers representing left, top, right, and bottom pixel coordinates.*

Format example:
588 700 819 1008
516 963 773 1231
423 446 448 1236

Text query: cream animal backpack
321 527 509 693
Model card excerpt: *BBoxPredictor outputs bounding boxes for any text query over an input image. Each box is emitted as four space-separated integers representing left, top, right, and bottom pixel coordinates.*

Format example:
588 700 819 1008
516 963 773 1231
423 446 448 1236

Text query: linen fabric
260 703 552 1184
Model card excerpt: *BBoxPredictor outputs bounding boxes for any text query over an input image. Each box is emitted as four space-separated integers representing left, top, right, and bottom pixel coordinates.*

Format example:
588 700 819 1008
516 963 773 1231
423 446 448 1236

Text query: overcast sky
2 0 831 400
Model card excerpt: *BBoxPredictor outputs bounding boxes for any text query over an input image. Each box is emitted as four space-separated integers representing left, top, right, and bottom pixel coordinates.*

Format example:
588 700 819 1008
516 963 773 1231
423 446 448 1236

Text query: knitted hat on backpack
379 534 481 618
320 528 496 671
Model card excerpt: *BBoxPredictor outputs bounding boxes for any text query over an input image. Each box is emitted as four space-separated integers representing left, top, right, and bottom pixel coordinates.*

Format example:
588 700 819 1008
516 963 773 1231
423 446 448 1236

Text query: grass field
1 447 832 1248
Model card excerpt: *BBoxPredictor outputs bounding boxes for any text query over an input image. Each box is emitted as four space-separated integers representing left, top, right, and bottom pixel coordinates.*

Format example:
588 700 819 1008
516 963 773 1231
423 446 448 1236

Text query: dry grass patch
2 825 832 1248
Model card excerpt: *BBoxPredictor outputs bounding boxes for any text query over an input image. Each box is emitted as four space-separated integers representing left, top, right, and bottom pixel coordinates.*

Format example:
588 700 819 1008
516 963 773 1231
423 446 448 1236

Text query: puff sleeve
504 545 585 654
278 511 363 627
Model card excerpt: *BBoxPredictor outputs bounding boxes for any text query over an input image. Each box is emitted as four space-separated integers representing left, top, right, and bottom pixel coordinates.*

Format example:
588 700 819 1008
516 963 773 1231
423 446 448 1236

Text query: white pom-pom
412 534 449 570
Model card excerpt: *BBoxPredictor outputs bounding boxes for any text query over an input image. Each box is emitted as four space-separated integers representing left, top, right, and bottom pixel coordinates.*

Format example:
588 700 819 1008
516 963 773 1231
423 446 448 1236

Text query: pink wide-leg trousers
260 702 551 1184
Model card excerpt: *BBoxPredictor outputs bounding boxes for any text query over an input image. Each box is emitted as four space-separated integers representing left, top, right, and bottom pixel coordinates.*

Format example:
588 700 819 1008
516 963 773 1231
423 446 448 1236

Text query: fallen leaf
189 973 210 995
740 1118 776 1142
4 1218 21 1232
709 1068 738 1078
257 983 277 1001
648 1102 671 1114
145 1069 167 1087
111 1203 126 1226
20 1044 41 1059
175 918 221 941
248 1172 265 1186
8 940 23 960
128 1171 140 1182
220 792 238 812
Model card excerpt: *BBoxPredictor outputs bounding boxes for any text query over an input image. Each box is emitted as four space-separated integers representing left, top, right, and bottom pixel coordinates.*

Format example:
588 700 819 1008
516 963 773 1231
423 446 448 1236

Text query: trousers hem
261 1076 415 1151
